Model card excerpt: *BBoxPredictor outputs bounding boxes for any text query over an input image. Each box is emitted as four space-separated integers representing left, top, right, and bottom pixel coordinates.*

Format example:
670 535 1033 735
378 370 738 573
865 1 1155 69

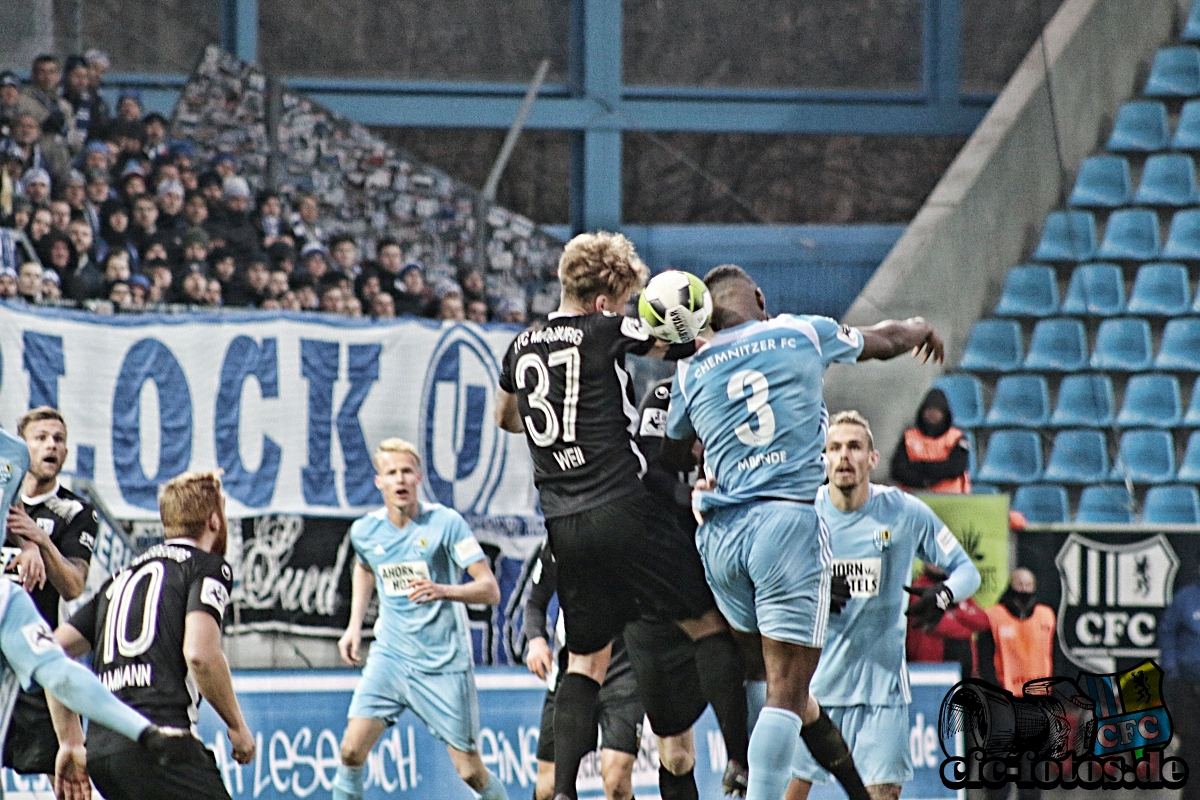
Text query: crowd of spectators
0 52 529 324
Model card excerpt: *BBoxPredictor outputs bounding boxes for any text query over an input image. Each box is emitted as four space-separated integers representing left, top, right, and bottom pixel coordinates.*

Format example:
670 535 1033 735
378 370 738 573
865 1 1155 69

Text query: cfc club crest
873 527 892 550
1080 660 1173 757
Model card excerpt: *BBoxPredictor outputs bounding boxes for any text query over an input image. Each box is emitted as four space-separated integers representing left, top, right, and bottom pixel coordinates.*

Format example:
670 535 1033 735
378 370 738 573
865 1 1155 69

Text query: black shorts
546 488 715 655
624 617 708 738
537 660 644 759
88 735 231 800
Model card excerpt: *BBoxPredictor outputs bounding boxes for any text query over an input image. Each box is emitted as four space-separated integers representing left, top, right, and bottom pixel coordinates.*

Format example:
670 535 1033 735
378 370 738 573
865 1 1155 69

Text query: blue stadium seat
1076 485 1136 523
1012 484 1069 523
1143 485 1200 523
1060 263 1126 316
1180 431 1200 481
971 483 1000 494
1144 47 1200 98
1050 374 1116 427
1096 209 1161 261
1172 100 1200 149
1155 317 1200 370
977 430 1043 484
964 430 977 476
1185 0 1200 43
1024 318 1088 372
932 374 986 429
1068 155 1133 208
1162 209 1200 260
1126 263 1191 316
1111 430 1176 484
1032 211 1097 262
1106 101 1170 152
1116 373 1183 428
960 319 1023 372
1184 377 1200 426
1091 317 1153 372
993 266 1059 317
1043 430 1110 484
985 375 1050 428
1134 154 1200 206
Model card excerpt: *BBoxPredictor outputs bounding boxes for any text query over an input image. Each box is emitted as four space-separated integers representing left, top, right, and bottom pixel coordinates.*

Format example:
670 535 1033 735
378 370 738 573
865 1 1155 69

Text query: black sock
552 673 601 799
693 631 749 765
658 764 698 800
801 708 869 800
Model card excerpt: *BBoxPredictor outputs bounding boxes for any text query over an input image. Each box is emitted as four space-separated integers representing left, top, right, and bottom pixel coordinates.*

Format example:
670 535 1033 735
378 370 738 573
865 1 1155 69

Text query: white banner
0 304 536 521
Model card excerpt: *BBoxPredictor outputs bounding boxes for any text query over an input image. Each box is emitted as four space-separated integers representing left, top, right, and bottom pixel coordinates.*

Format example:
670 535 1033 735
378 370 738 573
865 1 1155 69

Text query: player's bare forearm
47 692 86 747
857 317 944 364
495 390 524 433
346 560 375 634
54 623 92 658
183 611 249 732
409 561 500 605
42 551 88 602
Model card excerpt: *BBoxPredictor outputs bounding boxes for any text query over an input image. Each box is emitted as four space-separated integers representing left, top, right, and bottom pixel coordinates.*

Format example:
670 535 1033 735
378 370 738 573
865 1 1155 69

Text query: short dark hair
377 237 400 252
702 263 755 292
32 54 57 69
18 406 65 438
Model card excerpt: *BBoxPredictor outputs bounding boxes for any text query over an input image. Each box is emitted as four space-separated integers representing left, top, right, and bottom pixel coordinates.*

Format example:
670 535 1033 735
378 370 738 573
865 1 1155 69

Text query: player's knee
657 738 695 775
454 755 488 789
339 739 369 767
866 784 900 800
602 768 633 800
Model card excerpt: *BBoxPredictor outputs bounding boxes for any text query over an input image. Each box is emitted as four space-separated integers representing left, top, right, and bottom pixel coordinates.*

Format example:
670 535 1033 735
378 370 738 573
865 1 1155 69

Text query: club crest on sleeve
21 621 61 655
200 577 230 616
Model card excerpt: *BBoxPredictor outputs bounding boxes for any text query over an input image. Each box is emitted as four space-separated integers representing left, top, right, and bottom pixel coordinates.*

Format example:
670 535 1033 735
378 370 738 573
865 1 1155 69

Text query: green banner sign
917 493 1010 607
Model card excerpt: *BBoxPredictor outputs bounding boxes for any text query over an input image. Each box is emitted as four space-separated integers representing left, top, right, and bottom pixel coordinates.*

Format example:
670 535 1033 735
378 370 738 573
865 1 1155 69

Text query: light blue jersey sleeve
911 501 981 602
444 514 486 572
1 585 63 690
797 314 865 366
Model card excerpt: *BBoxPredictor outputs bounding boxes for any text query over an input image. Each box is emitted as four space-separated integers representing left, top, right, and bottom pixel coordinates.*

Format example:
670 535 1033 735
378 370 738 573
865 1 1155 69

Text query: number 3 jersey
668 314 864 512
500 312 659 518
68 540 232 750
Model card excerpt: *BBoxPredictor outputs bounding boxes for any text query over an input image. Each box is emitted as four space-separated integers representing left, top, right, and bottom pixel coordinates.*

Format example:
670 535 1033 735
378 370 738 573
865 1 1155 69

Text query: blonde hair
159 470 224 539
17 407 66 439
558 232 649 307
829 410 875 450
373 438 421 471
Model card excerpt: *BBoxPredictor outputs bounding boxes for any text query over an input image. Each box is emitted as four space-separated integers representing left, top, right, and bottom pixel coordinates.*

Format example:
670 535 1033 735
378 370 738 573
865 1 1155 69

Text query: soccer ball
638 270 712 344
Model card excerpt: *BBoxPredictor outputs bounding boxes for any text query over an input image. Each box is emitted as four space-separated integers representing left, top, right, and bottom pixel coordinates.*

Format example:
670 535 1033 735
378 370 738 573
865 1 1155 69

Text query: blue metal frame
112 0 989 232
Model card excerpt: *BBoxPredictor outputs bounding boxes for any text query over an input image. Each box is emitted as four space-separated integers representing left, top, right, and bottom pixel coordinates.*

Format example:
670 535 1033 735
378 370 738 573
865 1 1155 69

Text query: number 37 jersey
668 315 864 512
501 312 657 518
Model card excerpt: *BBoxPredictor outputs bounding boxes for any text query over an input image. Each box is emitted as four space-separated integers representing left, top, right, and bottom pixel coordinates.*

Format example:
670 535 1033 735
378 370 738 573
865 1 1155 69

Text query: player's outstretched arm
182 610 255 765
495 390 524 433
857 317 944 364
8 504 88 600
339 560 374 666
408 560 501 606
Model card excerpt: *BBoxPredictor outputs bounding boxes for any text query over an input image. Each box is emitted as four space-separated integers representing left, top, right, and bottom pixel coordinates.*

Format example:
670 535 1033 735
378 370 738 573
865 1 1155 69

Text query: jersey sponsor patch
454 536 483 562
836 324 861 348
36 518 54 536
832 558 882 598
200 577 230 616
21 620 61 655
620 315 651 341
78 531 95 551
378 561 432 596
639 407 668 438
935 525 958 555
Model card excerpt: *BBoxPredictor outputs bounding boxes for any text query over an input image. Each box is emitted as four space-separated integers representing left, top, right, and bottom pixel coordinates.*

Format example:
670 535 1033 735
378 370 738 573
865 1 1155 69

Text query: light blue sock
746 706 803 800
476 770 508 800
333 764 365 800
746 680 767 735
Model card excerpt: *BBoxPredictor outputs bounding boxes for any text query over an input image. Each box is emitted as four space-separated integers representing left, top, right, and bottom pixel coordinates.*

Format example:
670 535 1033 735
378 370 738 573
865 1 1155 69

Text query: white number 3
728 369 776 446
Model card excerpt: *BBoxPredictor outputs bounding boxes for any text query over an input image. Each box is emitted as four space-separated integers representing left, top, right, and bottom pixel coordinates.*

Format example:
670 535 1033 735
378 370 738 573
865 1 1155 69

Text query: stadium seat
964 430 977 476
1172 100 1200 149
1068 155 1133 208
1111 430 1176 484
1133 154 1199 207
1091 317 1153 372
1032 211 1097 262
1116 373 1183 428
993 266 1059 317
971 483 1000 494
1162 209 1200 260
1184 0 1200 43
1050 374 1116 427
1060 263 1126 316
976 430 1043 484
959 319 1023 372
985 375 1050 428
1143 484 1200 523
1184 377 1200 425
1095 209 1161 261
932 374 985 429
1144 47 1200 98
1076 485 1135 523
1180 431 1200 481
1155 317 1200 370
1043 429 1110 484
1126 263 1191 316
1012 484 1069 523
1106 101 1170 152
1024 318 1088 372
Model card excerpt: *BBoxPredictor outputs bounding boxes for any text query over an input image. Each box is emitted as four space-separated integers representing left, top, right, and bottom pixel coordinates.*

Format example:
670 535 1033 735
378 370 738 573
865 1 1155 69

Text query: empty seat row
1033 209 1200 262
960 317 1200 373
1069 154 1200 208
976 428 1200 486
1012 483 1200 524
995 263 1200 317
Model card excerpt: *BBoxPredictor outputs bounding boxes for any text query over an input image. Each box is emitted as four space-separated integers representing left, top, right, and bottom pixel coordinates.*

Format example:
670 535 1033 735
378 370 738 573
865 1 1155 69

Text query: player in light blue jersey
333 438 507 800
787 411 980 800
667 265 944 800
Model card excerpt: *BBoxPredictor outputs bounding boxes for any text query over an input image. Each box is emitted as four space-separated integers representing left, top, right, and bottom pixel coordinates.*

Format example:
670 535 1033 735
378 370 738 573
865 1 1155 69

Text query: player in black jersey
52 470 255 800
497 232 749 800
3 407 97 776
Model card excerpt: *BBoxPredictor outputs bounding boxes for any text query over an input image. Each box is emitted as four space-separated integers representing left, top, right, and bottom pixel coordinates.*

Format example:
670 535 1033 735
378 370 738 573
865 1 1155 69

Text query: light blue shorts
696 501 831 647
347 648 480 752
791 704 914 786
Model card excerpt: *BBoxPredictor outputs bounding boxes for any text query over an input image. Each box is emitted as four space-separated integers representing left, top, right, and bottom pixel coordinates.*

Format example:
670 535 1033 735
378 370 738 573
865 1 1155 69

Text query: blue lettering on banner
22 331 64 409
420 326 505 514
340 344 382 506
111 338 193 509
216 336 281 509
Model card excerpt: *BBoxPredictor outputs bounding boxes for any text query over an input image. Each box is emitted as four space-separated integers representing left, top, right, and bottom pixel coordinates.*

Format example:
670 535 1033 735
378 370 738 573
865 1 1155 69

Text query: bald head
1010 568 1036 593
702 264 766 331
